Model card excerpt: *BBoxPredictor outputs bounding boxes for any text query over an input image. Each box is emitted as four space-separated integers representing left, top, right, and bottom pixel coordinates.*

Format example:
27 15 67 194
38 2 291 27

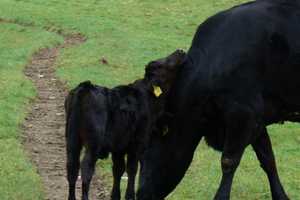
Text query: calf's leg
125 152 138 200
81 150 97 200
66 139 82 200
252 128 289 200
111 153 126 200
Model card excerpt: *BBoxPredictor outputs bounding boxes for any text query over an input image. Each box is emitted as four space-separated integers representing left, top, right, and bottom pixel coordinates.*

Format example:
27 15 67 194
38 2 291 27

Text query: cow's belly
263 96 300 123
264 61 300 108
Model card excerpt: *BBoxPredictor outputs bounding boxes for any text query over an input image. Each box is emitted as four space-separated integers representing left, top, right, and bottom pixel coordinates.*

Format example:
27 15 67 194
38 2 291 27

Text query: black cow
137 0 300 199
65 50 186 200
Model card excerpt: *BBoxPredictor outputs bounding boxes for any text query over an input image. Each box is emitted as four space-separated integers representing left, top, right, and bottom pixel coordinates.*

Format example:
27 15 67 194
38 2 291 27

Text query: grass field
0 0 299 199
0 22 62 199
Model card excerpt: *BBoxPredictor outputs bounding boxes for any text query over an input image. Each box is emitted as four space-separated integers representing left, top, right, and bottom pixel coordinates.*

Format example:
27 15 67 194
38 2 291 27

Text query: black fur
138 1 300 200
65 50 186 200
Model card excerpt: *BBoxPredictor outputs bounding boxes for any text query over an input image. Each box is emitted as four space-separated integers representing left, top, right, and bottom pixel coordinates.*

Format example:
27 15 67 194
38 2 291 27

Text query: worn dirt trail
22 34 109 200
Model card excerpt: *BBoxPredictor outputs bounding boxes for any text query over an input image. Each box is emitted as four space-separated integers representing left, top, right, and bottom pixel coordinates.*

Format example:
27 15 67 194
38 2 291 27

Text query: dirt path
22 34 109 200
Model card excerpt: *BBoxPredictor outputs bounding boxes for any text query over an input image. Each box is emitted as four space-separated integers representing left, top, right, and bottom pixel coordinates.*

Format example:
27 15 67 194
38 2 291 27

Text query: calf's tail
65 80 93 141
65 81 93 197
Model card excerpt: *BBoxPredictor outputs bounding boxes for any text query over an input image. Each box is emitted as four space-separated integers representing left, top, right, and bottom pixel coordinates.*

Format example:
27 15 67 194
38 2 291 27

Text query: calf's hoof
111 194 120 200
125 196 135 200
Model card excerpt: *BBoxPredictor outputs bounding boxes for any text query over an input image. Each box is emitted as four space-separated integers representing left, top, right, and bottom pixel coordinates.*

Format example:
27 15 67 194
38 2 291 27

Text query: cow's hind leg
111 153 126 200
252 128 289 200
214 104 258 200
81 150 97 200
67 138 82 200
125 152 138 200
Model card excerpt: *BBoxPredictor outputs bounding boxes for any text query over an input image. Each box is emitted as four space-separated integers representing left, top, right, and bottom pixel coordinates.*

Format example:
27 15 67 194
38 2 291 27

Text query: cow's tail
65 81 94 186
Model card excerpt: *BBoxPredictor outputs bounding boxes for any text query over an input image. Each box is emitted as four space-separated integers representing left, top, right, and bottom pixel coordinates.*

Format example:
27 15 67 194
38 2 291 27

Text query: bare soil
22 34 109 200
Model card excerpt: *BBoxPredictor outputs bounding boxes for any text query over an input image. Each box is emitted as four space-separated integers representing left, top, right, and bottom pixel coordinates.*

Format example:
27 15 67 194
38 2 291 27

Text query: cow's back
171 0 300 114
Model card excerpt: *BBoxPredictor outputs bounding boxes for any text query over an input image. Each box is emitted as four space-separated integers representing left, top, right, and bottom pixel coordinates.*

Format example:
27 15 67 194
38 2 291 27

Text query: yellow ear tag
153 85 162 97
163 126 169 136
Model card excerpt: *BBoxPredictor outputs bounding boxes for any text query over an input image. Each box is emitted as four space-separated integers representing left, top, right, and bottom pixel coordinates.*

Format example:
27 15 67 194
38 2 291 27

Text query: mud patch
22 34 109 200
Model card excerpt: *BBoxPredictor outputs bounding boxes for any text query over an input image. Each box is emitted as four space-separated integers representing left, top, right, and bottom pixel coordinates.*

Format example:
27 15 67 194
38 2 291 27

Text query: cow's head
137 51 202 200
137 116 202 200
144 49 187 97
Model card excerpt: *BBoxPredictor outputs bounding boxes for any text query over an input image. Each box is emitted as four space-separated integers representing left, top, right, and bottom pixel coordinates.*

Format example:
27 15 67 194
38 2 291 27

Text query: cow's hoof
213 194 230 200
273 194 290 200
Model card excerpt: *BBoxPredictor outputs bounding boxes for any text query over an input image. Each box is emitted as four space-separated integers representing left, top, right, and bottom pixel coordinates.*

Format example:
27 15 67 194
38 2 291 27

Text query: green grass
0 0 249 87
0 23 62 199
0 0 299 199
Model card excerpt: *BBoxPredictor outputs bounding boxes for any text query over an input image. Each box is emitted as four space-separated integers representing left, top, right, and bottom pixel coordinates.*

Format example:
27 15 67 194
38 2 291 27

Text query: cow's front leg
125 152 138 200
214 103 258 200
252 128 289 200
111 153 126 200
214 150 245 200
